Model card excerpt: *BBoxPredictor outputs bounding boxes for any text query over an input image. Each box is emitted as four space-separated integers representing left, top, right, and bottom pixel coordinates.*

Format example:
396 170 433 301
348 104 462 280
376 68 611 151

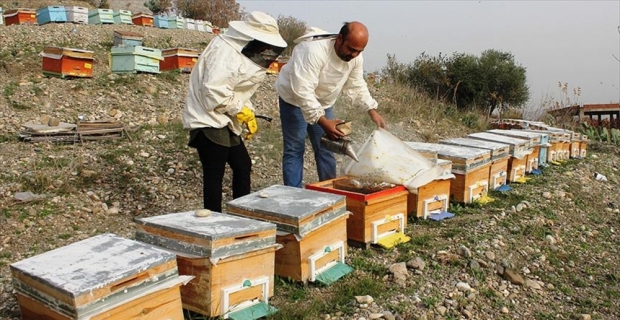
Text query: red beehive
3 8 37 25
40 46 95 78
131 12 153 26
160 48 199 73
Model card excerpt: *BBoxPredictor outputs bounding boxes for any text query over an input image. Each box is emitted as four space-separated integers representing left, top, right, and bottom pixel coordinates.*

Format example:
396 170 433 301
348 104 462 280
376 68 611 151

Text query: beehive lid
487 129 542 145
468 132 530 148
441 137 510 159
42 46 94 59
226 185 347 237
135 211 277 258
132 12 152 18
113 30 143 40
162 47 200 57
10 233 179 318
405 141 491 174
111 45 163 60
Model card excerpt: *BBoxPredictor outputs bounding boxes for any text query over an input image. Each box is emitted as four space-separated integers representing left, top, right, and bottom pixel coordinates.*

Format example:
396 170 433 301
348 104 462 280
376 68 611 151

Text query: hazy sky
238 0 620 107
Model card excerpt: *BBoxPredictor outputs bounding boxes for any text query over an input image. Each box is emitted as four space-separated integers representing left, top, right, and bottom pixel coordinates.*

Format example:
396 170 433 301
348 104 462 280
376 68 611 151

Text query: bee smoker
320 135 359 162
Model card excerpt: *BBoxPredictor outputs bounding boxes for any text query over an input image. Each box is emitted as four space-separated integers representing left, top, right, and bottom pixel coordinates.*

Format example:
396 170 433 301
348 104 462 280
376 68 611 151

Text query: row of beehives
8 120 587 320
40 32 201 78
0 6 224 33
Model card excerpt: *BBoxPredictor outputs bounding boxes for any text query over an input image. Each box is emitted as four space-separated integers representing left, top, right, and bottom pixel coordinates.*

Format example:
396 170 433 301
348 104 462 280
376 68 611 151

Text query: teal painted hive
110 46 163 74
113 9 132 24
165 16 184 29
113 30 143 47
88 9 113 24
154 15 168 28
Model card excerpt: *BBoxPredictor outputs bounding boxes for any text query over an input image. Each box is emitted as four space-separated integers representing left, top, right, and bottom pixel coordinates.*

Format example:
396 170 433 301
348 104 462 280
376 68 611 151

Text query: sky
238 0 620 108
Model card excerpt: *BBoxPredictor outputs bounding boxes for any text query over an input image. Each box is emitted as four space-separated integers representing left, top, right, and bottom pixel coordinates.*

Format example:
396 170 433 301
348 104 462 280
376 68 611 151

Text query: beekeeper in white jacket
183 11 287 212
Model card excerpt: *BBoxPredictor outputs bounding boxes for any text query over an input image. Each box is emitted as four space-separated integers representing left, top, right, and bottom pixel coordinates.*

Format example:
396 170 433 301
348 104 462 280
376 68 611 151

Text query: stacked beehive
110 30 162 74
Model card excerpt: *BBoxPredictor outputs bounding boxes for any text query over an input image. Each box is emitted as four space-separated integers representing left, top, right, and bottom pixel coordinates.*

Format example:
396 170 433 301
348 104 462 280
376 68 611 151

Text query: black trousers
193 131 252 212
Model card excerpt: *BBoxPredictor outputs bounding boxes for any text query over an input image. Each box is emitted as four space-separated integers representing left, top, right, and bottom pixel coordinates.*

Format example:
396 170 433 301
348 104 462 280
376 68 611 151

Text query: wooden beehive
64 6 87 24
512 129 551 167
160 47 199 72
113 30 144 46
407 159 454 219
40 46 94 78
113 9 132 24
154 15 169 28
440 137 511 190
184 18 195 30
0 7 3 25
166 16 184 29
88 8 114 24
487 129 544 172
306 176 409 245
3 8 37 25
467 132 532 182
195 19 205 31
132 12 153 26
10 233 188 320
405 141 492 204
546 129 572 160
110 45 162 74
36 6 67 25
579 135 588 158
135 211 279 318
226 185 351 284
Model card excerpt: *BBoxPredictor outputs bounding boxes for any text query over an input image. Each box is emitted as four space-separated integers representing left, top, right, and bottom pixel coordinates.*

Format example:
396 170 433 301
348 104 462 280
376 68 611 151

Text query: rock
503 269 524 285
436 306 447 316
468 260 480 270
458 245 472 258
389 262 408 275
542 191 552 199
495 265 505 276
369 314 383 319
406 257 425 270
501 306 509 314
355 295 374 304
48 117 60 126
484 250 495 261
456 282 471 292
545 235 557 245
525 279 542 289
462 309 473 318
382 311 396 320
579 314 591 320
157 115 169 124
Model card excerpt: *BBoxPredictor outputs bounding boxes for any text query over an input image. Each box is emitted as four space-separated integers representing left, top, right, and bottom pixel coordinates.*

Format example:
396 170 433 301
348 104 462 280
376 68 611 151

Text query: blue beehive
165 16 184 29
88 8 113 24
36 6 67 25
110 46 163 74
113 30 143 47
113 9 132 24
154 15 168 28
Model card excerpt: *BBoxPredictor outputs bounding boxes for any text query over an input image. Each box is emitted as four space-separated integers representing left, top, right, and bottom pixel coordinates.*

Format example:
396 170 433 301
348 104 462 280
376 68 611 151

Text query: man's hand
317 116 345 140
368 109 387 129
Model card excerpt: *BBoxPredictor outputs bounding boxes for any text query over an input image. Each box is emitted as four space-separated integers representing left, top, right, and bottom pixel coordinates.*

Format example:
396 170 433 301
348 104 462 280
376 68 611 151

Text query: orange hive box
40 46 94 78
131 12 153 26
405 151 455 219
306 176 409 247
3 8 36 25
160 48 199 73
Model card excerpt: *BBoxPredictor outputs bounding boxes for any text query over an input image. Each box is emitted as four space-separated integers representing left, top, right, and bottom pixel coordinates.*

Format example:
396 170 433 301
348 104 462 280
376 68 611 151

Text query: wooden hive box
3 8 37 25
184 18 196 30
467 132 532 182
440 137 511 190
88 8 113 24
10 233 189 320
553 129 581 158
511 129 551 167
405 141 492 204
166 15 184 29
226 185 352 284
487 129 544 172
113 30 144 46
113 9 133 24
521 129 563 163
64 6 87 24
154 15 169 28
132 12 153 26
160 47 199 73
40 46 94 78
306 176 409 246
110 45 162 74
195 19 205 31
36 6 67 25
135 211 280 319
545 129 572 161
407 159 454 219
0 7 4 25
579 135 588 158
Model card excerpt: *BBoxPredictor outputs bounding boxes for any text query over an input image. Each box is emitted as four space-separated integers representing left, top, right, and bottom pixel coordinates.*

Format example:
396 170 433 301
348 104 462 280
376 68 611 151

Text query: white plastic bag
343 128 446 192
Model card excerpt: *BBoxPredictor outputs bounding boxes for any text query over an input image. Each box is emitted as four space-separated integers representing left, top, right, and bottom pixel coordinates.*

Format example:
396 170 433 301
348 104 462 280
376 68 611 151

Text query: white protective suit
275 37 378 125
183 29 266 135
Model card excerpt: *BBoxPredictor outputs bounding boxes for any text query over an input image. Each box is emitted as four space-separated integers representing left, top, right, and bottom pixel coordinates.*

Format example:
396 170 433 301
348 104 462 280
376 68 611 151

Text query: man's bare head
335 21 369 62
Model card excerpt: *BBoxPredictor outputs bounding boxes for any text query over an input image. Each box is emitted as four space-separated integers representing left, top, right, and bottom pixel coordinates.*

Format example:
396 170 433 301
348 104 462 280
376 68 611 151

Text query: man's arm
343 55 386 128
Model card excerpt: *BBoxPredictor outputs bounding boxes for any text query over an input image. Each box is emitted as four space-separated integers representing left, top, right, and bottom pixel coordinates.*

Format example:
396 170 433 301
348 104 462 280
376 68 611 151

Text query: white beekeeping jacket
183 29 266 134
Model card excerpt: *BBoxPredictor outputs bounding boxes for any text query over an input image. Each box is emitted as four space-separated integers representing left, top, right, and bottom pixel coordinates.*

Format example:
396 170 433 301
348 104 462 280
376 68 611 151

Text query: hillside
1 20 620 320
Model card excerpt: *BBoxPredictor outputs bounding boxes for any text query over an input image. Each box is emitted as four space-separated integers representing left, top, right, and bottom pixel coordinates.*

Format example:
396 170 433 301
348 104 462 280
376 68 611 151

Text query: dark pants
194 131 251 212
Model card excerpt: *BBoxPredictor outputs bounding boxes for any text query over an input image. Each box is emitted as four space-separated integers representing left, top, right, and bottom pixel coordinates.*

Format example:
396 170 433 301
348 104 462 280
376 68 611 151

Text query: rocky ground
1 14 619 320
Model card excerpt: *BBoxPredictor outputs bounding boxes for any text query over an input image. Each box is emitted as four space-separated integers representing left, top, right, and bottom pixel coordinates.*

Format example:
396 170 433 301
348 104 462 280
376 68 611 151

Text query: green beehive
165 15 184 29
113 9 132 24
110 46 163 74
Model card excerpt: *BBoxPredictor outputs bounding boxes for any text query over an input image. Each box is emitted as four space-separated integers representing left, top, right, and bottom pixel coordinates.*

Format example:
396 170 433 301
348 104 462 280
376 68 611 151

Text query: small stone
140 152 150 158
436 306 447 316
258 192 269 198
355 295 374 304
369 314 383 319
456 282 471 292
503 269 524 285
195 209 211 217
579 314 591 320
545 235 556 245
501 307 509 314
107 207 119 215
462 309 473 318
406 257 425 270
525 279 542 289
458 245 472 258
542 191 552 199
382 311 396 320
484 251 495 261
48 117 60 126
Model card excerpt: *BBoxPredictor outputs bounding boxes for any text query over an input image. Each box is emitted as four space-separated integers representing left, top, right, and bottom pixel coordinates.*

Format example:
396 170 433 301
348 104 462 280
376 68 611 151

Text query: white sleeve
288 44 327 124
342 54 378 111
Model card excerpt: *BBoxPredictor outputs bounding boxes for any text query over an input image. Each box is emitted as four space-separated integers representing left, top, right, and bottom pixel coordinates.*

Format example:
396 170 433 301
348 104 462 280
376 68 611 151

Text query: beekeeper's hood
294 26 337 44
221 11 287 68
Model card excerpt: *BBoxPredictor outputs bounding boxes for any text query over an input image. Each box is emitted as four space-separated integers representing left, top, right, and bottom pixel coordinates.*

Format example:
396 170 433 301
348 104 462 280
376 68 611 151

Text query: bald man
276 21 387 187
